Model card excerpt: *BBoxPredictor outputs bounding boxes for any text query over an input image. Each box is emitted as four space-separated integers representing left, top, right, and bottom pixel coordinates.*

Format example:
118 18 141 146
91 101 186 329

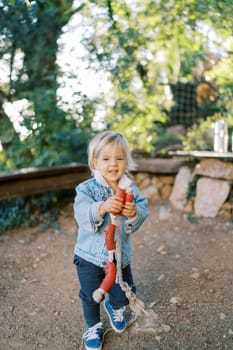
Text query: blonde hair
88 131 135 174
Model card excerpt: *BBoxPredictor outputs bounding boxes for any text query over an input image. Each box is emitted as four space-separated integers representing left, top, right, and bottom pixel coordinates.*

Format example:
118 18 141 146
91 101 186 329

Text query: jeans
74 255 136 327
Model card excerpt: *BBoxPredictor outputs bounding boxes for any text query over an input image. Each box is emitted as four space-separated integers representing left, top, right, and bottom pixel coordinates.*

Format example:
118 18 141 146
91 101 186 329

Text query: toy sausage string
92 187 134 303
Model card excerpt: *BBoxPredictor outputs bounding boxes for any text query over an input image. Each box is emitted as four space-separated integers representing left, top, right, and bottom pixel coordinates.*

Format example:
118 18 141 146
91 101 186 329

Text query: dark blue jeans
73 255 136 327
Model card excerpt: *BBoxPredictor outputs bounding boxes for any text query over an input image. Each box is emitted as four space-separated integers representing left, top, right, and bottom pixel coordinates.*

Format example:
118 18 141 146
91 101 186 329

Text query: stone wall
134 158 233 219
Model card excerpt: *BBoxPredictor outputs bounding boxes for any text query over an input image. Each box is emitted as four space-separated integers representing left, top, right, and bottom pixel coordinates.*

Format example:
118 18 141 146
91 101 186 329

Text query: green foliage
185 212 198 224
0 126 91 170
0 0 93 170
208 57 233 93
1 0 233 167
32 128 91 167
153 130 182 154
184 114 233 151
0 198 29 234
0 0 233 232
183 117 215 151
79 0 233 149
186 175 200 201
0 190 72 234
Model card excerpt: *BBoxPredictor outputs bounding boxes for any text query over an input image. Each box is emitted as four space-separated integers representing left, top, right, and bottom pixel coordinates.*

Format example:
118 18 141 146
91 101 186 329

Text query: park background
0 0 232 230
1 2 233 350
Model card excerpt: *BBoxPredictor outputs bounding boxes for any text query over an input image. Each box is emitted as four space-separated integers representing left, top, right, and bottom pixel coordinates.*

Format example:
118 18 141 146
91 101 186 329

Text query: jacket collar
94 170 132 189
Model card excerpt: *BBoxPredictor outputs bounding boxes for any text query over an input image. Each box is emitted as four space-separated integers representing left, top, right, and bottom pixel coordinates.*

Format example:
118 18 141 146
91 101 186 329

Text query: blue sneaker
103 299 126 333
83 322 103 350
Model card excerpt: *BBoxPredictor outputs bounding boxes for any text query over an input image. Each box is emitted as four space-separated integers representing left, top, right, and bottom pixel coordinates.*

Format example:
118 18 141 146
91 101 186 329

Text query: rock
169 296 183 306
141 185 160 203
190 272 200 280
159 175 175 185
160 184 173 199
152 176 164 189
184 198 194 213
218 201 233 218
148 301 157 308
194 178 231 218
157 245 167 255
169 166 192 211
159 204 171 220
139 176 151 189
157 274 165 281
134 173 149 187
135 158 232 215
193 159 233 181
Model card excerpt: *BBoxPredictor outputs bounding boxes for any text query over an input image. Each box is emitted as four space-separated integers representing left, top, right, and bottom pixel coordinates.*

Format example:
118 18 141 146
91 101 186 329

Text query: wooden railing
0 163 90 200
0 159 188 200
168 150 233 159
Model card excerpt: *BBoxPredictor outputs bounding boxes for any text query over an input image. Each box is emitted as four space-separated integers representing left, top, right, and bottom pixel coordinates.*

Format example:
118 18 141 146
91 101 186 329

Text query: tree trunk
0 101 20 151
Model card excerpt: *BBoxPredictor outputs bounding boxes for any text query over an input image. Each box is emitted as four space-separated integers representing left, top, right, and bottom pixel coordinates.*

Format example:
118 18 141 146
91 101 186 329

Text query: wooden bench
0 159 188 200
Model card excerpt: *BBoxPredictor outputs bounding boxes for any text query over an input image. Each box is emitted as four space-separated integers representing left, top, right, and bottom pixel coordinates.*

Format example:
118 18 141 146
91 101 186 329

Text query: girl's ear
93 157 98 170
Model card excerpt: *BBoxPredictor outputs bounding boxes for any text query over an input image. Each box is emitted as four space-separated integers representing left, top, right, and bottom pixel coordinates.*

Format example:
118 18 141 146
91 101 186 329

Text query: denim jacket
73 171 149 268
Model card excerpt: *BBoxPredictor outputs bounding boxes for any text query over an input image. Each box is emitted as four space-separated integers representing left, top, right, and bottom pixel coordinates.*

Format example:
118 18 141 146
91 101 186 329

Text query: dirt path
0 202 233 350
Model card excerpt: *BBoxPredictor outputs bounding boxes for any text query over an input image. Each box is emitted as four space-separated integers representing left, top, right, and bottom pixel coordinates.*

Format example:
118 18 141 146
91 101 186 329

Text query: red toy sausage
110 188 126 216
105 223 116 251
101 261 117 291
92 261 117 303
92 187 134 303
125 192 134 203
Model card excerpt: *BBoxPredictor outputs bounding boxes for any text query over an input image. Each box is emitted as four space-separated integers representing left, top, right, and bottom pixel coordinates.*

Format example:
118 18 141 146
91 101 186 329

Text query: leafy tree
0 0 92 170
0 0 232 167
77 0 233 151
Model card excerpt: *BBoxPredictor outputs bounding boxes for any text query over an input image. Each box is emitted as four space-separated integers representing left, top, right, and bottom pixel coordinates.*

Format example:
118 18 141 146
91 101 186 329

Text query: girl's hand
122 202 137 218
99 196 124 217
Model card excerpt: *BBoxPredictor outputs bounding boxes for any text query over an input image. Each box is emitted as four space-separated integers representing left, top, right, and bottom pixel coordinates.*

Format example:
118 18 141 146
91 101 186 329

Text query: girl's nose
110 157 117 165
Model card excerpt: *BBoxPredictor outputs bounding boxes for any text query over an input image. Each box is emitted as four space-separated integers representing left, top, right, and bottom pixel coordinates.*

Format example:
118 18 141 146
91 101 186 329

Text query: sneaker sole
103 301 126 333
85 336 104 350
85 344 102 350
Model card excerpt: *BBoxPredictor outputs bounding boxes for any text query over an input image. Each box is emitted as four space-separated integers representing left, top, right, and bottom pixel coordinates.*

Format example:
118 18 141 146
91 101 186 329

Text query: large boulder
194 178 231 218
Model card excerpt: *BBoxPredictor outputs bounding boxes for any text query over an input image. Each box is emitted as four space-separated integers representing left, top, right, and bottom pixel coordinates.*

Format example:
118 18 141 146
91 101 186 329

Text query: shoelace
83 322 103 340
112 306 126 322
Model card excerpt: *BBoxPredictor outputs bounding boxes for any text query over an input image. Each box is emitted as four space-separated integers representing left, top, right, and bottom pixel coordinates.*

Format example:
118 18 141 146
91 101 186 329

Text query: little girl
73 131 149 350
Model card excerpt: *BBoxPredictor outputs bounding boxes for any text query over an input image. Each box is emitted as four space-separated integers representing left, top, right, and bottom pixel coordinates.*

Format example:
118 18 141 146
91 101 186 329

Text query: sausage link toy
92 187 134 303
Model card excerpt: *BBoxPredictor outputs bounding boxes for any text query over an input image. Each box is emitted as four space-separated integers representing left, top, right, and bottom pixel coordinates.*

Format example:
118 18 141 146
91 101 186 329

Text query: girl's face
94 142 127 189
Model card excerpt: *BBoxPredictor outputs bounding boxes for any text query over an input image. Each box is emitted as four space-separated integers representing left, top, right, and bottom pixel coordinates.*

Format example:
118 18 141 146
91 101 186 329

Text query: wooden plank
0 163 89 182
134 158 189 174
0 165 91 200
168 150 233 160
0 158 187 200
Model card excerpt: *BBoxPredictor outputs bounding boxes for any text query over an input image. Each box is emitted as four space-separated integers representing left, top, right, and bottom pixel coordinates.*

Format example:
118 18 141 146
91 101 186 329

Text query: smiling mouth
109 169 118 175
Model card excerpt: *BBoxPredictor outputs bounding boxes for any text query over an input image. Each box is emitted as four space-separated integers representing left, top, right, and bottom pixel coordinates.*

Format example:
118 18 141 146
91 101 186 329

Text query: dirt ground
1 201 233 350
